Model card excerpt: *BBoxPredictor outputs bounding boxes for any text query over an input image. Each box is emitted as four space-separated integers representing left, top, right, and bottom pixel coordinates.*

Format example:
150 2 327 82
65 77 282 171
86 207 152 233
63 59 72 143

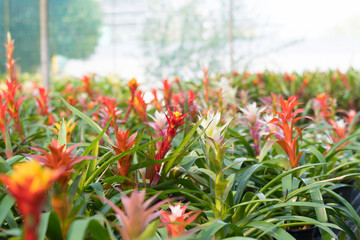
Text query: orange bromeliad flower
98 96 121 128
127 78 139 96
160 202 202 238
28 139 88 190
4 33 18 83
133 90 148 121
112 128 137 177
124 78 140 121
0 161 59 240
268 96 306 168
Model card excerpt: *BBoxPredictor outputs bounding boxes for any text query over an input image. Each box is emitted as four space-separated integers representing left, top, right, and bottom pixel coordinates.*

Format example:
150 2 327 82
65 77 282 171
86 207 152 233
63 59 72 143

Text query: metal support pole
40 0 50 88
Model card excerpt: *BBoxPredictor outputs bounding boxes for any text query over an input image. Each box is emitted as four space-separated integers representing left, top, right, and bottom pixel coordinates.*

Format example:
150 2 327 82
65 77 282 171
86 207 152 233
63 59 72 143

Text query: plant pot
287 226 315 240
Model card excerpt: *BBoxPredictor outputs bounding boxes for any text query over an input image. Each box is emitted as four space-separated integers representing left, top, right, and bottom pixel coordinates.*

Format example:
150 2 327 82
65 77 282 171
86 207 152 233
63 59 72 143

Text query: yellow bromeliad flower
0 161 59 240
50 119 77 142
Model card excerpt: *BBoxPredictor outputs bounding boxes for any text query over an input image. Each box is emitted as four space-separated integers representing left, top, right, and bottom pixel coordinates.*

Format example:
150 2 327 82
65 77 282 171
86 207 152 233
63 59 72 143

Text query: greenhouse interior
1 0 360 239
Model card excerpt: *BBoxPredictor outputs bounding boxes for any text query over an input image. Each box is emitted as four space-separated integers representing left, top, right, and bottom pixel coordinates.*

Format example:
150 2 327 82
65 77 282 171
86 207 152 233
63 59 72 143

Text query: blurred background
1 0 360 83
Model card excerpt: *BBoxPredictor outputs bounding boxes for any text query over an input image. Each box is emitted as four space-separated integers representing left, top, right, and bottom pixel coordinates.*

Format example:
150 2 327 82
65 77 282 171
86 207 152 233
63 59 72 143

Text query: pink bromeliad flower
146 111 168 148
160 202 202 238
102 190 169 240
240 102 266 156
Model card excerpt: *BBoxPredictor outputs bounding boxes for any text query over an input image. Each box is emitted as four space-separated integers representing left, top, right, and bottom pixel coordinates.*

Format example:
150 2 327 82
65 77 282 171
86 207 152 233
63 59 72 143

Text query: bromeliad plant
102 190 170 240
160 202 202 238
147 109 188 186
0 161 60 240
266 96 307 169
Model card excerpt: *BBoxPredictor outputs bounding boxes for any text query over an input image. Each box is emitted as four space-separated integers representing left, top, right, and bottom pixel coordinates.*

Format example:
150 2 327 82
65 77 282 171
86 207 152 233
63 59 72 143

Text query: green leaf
138 219 160 240
195 220 226 240
88 220 111 240
274 215 339 239
84 138 160 187
246 221 295 240
100 193 121 215
60 97 113 146
66 219 90 240
161 118 204 179
90 182 105 203
66 216 110 240
234 164 262 204
58 118 67 147
81 117 112 157
307 147 326 175
38 212 51 240
0 195 15 226
223 238 257 240
45 212 63 240
196 168 217 182
258 140 276 162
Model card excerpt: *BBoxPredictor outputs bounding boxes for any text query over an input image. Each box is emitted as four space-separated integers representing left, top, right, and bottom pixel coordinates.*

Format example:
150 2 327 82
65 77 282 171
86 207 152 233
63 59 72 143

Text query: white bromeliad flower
239 102 266 124
198 111 231 143
217 77 237 107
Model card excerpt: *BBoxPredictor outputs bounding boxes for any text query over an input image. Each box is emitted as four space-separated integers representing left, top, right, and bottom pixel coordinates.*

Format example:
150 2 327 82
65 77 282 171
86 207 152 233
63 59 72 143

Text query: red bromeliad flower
97 96 121 128
174 76 183 91
268 96 306 168
0 95 7 141
164 109 188 143
151 88 162 111
112 128 137 177
313 93 335 124
81 75 94 97
133 90 148 121
163 79 173 108
283 72 295 83
0 161 59 240
28 139 88 191
3 33 23 137
203 66 210 104
149 110 188 184
35 87 54 125
253 72 263 85
296 78 310 99
160 202 201 238
102 190 169 240
3 80 24 136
